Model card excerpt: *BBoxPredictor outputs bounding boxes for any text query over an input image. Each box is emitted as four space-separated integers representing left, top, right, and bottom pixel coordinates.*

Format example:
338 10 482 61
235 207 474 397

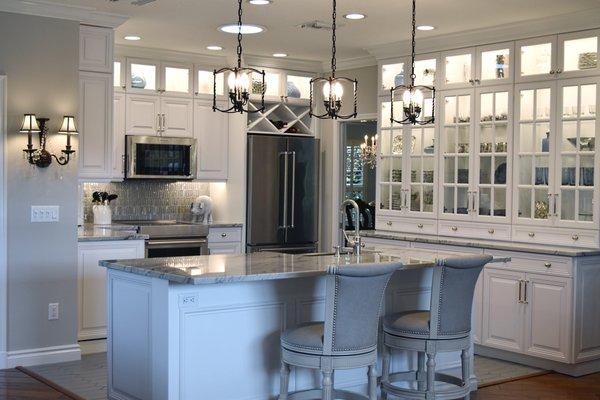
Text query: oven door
145 238 209 258
126 135 197 179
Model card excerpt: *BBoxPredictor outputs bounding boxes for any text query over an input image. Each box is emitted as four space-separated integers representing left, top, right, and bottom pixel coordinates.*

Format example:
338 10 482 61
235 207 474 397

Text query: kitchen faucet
339 199 363 256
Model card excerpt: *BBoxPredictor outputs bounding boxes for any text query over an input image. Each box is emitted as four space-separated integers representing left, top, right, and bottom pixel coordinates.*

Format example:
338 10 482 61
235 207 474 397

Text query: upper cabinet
114 58 126 92
126 58 193 97
194 99 229 180
379 55 438 97
247 68 313 103
196 67 225 98
516 30 600 82
79 25 113 73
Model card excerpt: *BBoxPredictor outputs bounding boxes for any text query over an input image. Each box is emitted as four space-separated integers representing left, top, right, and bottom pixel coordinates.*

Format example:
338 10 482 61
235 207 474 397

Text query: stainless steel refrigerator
246 134 319 253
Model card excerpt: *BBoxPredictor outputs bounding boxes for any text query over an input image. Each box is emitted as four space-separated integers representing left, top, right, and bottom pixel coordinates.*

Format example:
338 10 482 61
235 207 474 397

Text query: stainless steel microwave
125 135 197 180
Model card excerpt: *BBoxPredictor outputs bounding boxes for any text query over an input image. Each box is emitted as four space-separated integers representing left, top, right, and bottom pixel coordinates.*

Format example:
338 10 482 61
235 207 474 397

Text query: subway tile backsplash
82 181 210 223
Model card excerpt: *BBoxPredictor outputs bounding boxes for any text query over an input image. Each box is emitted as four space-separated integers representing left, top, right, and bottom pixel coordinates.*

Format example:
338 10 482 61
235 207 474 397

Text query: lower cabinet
208 226 243 254
77 240 145 340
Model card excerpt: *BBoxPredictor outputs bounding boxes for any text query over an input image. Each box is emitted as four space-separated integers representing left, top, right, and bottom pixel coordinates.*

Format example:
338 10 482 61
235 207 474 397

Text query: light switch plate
31 206 60 223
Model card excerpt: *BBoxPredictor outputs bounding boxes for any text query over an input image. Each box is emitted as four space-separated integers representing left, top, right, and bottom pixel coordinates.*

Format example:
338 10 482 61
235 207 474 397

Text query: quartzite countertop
359 230 600 257
100 248 506 285
77 224 149 242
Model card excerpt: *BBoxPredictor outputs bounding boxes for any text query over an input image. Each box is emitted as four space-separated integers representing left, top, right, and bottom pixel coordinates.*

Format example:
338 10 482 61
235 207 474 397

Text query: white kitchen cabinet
196 67 225 98
161 97 193 137
79 25 113 73
125 94 160 136
78 72 113 179
472 275 484 345
441 44 513 89
194 99 229 180
441 48 476 89
208 226 243 254
516 36 557 83
160 61 193 97
112 92 126 179
379 55 438 97
127 57 160 95
78 240 145 340
248 67 313 104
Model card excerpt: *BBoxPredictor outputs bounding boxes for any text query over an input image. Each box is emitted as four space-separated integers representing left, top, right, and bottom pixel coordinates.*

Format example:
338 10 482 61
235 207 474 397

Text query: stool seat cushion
383 310 431 338
281 322 325 355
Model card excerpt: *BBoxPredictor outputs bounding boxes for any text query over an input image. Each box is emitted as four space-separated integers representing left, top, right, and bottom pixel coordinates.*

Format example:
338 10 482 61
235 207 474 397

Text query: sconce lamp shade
20 114 40 133
58 116 78 135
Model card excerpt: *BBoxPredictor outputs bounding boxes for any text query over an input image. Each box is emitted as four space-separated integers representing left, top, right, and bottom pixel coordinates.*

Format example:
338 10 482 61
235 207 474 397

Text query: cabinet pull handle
451 226 458 232
417 223 424 229
549 70 555 75
528 232 535 238
488 229 495 234
162 114 166 132
544 262 552 268
518 279 523 303
157 113 161 133
386 221 393 226
121 84 126 90
523 281 529 304
221 233 227 238
556 69 562 74
468 79 474 84
122 154 126 174
572 234 579 241
474 79 481 84
194 91 199 96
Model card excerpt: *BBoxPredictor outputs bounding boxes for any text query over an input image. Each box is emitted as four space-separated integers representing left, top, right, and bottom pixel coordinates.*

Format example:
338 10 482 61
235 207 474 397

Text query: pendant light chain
409 0 416 84
331 0 337 77
236 0 243 68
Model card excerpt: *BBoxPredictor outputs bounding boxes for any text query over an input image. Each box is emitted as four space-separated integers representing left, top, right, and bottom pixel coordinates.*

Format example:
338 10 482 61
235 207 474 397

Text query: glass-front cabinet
442 43 514 89
126 58 193 96
248 68 313 103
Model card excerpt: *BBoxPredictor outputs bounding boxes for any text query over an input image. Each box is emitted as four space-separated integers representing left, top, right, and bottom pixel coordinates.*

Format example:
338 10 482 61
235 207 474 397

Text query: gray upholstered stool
279 262 401 400
381 255 493 400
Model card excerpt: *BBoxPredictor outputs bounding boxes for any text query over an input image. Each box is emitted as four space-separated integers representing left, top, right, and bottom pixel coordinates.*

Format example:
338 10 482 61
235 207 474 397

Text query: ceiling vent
297 20 343 31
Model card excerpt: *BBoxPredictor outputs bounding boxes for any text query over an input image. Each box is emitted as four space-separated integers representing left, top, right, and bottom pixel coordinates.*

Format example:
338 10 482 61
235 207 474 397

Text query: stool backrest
429 254 493 339
323 263 401 355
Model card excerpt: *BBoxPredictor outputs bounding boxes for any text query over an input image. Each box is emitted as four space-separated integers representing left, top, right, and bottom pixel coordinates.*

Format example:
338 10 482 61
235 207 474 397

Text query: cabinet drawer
512 226 599 248
438 221 511 241
486 250 573 277
377 216 438 235
208 227 242 243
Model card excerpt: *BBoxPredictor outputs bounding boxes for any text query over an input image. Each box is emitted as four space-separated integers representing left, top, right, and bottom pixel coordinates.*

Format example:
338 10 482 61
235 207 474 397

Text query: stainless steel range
116 220 209 258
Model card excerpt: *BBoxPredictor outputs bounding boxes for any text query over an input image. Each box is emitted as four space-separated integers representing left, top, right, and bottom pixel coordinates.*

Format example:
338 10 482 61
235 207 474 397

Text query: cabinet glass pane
380 130 392 155
391 157 403 182
392 185 403 210
520 90 534 120
114 61 121 87
534 189 550 219
563 36 598 72
557 83 597 222
520 43 552 77
392 131 404 155
381 101 403 128
131 63 156 90
287 75 311 99
536 88 551 119
381 62 405 91
414 59 437 86
198 70 224 95
481 48 510 81
494 188 507 216
265 72 280 97
164 67 189 93
445 54 472 84
407 125 435 214
379 157 391 182
380 185 390 209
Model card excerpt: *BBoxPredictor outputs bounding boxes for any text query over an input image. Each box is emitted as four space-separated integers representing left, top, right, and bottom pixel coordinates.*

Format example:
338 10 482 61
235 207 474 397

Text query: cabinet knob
488 229 495 234
556 69 563 74
221 233 227 238
417 223 424 229
544 262 552 268
572 234 579 241
468 79 474 84
194 91 199 95
386 221 393 226
528 232 536 238
451 226 458 232
474 79 481 84
121 84 126 89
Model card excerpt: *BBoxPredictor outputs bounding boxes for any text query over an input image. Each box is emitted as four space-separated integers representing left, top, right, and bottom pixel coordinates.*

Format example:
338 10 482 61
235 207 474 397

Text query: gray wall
0 12 79 351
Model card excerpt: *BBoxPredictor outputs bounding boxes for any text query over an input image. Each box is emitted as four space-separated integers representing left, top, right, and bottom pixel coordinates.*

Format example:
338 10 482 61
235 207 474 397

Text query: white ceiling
42 0 600 62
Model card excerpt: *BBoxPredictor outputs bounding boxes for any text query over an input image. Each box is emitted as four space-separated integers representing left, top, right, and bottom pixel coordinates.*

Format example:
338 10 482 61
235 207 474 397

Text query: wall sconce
20 114 78 167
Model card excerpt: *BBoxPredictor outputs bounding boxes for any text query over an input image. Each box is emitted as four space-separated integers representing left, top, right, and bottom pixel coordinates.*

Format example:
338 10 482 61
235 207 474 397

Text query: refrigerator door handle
289 151 296 229
279 151 289 229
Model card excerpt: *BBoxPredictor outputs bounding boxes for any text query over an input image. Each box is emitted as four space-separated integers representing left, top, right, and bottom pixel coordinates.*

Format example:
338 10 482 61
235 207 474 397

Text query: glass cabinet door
414 57 438 86
128 58 160 94
516 36 556 82
161 63 193 97
474 87 511 221
381 61 407 94
477 44 512 85
407 123 436 215
555 80 598 226
286 74 312 100
196 68 225 97
440 91 474 219
514 84 554 224
558 30 600 78
114 59 126 92
442 49 475 88
378 101 404 212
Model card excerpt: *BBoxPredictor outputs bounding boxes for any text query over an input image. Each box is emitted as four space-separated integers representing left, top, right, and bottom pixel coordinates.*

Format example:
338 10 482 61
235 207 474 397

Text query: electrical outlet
48 303 59 320
31 206 60 223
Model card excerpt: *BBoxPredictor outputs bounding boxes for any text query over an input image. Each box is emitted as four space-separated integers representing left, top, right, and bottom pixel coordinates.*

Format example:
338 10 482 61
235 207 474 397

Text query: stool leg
381 345 391 400
279 361 290 400
368 364 377 400
417 351 426 391
426 351 436 398
461 349 471 400
322 370 333 400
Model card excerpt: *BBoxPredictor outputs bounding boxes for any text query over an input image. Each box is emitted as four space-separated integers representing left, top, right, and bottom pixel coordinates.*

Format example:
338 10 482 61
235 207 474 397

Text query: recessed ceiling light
417 25 435 31
273 53 287 58
344 13 366 20
248 0 271 4
124 35 141 41
219 24 265 34
207 45 223 51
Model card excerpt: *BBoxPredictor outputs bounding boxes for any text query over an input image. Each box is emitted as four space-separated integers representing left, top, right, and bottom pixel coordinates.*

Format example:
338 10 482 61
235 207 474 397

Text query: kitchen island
101 249 491 400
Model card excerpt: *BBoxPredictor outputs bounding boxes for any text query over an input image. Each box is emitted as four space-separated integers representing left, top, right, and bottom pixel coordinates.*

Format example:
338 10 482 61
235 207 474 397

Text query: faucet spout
340 199 362 255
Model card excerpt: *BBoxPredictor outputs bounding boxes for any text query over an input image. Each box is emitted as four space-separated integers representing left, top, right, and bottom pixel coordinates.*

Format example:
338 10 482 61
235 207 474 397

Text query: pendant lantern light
309 0 358 120
213 0 265 114
390 0 435 125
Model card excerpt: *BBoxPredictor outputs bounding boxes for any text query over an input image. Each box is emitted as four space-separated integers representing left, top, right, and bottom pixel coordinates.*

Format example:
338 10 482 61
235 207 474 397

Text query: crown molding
115 44 229 66
367 8 600 61
0 0 128 28
326 55 377 72
244 54 322 73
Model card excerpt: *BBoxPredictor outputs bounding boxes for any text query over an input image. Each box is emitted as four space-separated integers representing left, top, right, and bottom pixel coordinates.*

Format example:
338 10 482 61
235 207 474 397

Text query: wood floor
1 368 599 399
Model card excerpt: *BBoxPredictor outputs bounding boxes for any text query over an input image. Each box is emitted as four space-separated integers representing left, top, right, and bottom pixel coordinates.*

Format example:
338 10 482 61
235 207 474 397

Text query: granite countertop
78 224 149 242
209 222 244 228
100 247 479 285
359 230 600 257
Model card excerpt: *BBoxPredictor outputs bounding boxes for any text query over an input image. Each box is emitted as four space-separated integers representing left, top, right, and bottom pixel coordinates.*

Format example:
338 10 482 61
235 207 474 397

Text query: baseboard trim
6 344 81 368
79 339 106 355
475 345 600 377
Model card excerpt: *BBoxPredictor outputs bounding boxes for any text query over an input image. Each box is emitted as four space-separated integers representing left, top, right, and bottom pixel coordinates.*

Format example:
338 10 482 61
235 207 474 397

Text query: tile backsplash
82 181 210 223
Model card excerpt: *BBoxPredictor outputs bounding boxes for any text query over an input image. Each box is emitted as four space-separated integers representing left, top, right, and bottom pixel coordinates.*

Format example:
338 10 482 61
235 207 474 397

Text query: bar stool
381 254 493 400
279 262 401 400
